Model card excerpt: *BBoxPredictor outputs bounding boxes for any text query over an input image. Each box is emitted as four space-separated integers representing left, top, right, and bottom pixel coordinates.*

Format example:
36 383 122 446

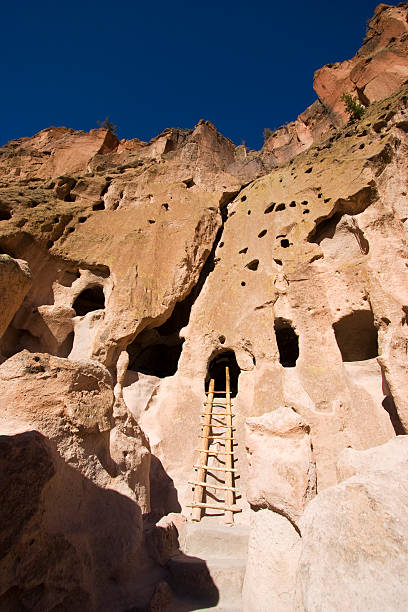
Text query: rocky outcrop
296 436 408 612
0 254 31 341
0 351 152 610
245 407 316 525
262 2 408 165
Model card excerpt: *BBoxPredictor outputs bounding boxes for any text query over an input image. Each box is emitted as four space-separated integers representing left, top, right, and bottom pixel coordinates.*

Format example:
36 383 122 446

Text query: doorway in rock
274 318 299 367
333 310 378 361
205 350 240 397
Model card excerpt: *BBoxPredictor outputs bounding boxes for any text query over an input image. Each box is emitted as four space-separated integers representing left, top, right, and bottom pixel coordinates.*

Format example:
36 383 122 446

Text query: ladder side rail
192 378 214 521
224 366 235 524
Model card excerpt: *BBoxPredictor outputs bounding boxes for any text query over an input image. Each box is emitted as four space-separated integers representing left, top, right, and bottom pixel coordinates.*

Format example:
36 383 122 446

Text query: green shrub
341 93 366 121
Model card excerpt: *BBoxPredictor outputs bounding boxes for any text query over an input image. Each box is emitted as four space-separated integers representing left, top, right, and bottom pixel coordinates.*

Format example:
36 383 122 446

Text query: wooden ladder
187 366 241 524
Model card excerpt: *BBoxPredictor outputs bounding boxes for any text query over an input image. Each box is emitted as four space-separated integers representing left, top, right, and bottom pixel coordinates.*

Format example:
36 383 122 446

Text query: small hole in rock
324 198 331 203
303 209 310 214
274 259 283 265
289 202 296 207
258 229 267 238
318 193 322 199
162 203 169 210
246 259 259 271
79 217 87 223
241 195 247 202
148 219 156 224
219 242 224 248
359 143 365 149
68 227 75 233
247 210 251 215
0 208 12 221
239 247 248 254
301 201 308 206
92 201 105 210
264 203 275 214
241 281 246 286
305 167 313 173
281 239 290 248
276 203 286 212
219 335 226 344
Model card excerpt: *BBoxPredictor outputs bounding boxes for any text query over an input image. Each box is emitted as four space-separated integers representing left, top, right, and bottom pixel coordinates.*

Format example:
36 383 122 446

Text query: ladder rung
206 391 228 394
195 449 235 454
193 464 238 472
199 435 235 441
187 502 242 512
188 480 239 492
200 412 235 416
204 424 234 429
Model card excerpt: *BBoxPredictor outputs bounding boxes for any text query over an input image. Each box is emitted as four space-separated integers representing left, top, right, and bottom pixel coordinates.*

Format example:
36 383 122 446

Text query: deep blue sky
1 1 399 150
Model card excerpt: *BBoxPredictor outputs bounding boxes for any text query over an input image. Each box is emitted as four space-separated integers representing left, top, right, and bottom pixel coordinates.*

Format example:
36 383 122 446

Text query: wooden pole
191 378 214 521
224 366 235 524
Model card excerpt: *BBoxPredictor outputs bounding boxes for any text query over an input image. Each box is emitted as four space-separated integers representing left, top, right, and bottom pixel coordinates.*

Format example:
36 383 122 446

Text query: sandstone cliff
1 3 408 611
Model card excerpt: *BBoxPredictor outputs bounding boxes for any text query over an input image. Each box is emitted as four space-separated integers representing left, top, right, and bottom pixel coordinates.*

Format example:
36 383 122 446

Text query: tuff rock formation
1 2 408 611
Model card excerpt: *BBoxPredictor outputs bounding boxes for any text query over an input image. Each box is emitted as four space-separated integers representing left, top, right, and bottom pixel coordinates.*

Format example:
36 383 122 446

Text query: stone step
205 557 246 606
182 522 249 559
167 553 246 607
168 593 242 612
167 553 219 606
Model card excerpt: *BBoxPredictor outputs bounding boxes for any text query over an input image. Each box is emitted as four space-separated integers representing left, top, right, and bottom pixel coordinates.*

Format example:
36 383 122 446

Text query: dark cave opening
72 286 105 317
205 350 240 397
274 318 299 367
127 338 184 378
333 310 378 362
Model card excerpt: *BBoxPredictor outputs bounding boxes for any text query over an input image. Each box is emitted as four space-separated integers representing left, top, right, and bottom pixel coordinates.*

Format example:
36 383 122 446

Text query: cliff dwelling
1 3 408 611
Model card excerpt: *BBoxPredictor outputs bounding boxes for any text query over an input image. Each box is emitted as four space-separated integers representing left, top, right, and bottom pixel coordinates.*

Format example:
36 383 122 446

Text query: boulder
245 407 316 525
0 255 31 342
242 509 301 612
296 436 408 611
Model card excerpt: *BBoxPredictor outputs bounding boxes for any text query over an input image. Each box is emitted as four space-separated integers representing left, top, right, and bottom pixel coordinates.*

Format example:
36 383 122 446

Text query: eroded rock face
0 351 150 510
296 436 408 612
0 3 408 609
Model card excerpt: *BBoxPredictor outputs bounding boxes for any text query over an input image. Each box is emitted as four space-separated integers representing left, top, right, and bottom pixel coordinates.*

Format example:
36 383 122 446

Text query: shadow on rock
0 430 151 611
148 455 182 521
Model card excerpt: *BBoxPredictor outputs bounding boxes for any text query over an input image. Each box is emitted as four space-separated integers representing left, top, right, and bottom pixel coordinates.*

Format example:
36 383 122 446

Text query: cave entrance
127 340 183 378
274 318 299 367
333 310 378 362
72 286 105 316
205 350 240 397
126 311 185 378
